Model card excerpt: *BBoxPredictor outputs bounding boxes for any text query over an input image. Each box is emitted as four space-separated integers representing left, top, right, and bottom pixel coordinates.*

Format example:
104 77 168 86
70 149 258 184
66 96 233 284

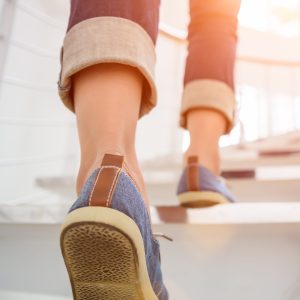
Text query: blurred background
1 0 300 299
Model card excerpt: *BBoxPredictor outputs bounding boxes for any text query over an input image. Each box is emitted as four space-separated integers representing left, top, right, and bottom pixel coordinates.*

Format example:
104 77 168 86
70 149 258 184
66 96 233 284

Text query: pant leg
58 0 160 118
180 0 241 133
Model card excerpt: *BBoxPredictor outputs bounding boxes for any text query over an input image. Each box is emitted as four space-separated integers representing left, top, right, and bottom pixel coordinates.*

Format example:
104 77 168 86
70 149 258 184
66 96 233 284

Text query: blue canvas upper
176 164 235 203
69 168 169 300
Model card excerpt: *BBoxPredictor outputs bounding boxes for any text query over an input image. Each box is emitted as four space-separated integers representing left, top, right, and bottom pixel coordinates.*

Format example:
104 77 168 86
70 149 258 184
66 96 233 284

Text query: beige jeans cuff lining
58 16 157 118
180 79 236 133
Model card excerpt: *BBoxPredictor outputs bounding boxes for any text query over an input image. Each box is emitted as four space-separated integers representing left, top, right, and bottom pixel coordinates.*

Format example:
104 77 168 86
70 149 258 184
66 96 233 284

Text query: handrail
2 76 55 92
0 117 75 127
17 2 65 30
0 154 75 167
13 3 300 68
10 39 58 59
236 55 300 67
159 23 300 67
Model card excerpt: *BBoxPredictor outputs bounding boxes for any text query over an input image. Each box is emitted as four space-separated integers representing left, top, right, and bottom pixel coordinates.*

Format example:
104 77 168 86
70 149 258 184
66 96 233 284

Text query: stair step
1 201 300 224
147 178 300 204
34 174 300 204
152 203 300 224
0 290 69 300
1 223 300 300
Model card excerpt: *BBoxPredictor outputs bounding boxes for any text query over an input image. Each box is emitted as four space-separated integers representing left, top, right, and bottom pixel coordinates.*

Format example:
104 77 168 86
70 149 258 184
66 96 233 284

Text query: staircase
1 0 300 299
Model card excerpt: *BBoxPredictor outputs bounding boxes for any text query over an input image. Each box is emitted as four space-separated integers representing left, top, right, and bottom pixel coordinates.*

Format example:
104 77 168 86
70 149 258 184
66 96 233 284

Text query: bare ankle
185 108 226 176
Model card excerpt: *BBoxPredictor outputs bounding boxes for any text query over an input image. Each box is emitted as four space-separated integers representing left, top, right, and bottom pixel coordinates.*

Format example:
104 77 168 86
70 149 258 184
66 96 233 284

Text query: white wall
0 0 77 204
1 0 300 206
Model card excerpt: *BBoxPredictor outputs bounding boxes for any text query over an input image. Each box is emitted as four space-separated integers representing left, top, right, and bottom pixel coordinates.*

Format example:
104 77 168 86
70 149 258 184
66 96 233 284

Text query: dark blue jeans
62 0 241 132
68 0 240 90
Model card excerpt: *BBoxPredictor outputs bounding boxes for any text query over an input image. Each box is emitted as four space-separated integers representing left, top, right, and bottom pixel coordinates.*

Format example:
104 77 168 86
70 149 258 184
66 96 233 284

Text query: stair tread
1 201 300 225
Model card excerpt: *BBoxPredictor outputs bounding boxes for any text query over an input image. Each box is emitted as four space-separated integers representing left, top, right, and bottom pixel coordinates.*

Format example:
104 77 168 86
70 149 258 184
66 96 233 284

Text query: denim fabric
69 168 99 212
176 165 235 203
67 0 240 90
184 0 241 89
68 0 160 44
69 169 168 300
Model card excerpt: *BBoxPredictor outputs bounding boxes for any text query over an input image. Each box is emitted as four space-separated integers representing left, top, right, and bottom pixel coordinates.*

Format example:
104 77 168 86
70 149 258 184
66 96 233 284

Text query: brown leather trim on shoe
101 153 124 168
186 156 199 191
89 154 125 207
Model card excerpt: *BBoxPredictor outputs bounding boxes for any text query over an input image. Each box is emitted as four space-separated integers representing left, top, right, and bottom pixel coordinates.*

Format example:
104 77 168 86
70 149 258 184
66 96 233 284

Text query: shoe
60 154 168 300
176 156 235 208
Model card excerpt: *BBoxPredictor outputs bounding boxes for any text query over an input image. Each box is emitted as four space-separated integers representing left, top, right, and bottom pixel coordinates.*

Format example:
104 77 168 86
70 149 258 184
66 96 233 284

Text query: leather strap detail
89 154 125 207
101 153 124 168
186 155 199 191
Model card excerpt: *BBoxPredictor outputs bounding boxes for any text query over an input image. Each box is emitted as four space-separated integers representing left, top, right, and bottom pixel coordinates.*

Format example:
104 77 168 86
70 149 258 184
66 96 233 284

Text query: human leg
177 0 241 207
181 0 241 175
58 1 168 299
58 0 160 205
73 63 146 204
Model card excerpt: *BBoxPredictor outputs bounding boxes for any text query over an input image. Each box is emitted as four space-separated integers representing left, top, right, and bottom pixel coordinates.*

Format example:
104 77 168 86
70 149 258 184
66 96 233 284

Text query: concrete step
147 178 300 204
1 223 300 300
1 202 300 224
0 290 69 300
34 174 300 205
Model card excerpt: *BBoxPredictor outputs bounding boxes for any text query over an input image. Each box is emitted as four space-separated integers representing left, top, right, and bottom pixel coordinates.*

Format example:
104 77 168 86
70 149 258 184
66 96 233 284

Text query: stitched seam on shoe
87 166 151 222
88 167 103 206
95 165 121 207
88 165 120 207
101 166 120 170
106 167 121 207
121 171 154 229
122 171 141 196
99 161 140 196
188 163 198 167
156 286 164 296
124 162 142 195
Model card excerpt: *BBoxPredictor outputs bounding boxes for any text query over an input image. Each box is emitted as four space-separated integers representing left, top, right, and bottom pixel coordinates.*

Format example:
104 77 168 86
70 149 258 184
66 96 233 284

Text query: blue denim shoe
60 154 168 300
177 156 235 208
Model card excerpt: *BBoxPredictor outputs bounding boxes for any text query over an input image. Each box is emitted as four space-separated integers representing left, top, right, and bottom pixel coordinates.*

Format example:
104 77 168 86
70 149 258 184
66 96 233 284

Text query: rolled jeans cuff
180 79 236 133
58 16 157 118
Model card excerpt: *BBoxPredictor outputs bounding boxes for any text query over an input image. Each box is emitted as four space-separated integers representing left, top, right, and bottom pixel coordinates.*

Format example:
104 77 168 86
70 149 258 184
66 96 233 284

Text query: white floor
0 290 69 300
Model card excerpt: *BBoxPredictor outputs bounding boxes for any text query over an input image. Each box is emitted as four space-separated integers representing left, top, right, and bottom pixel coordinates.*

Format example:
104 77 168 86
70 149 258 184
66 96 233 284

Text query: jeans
58 0 241 132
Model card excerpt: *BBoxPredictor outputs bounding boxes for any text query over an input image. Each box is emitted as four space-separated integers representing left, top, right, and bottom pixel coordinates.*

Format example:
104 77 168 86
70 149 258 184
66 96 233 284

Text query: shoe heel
60 207 158 300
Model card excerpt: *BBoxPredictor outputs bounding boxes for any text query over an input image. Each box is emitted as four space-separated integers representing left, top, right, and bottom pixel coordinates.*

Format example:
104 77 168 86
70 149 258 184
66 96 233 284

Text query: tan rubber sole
60 207 158 300
178 191 230 208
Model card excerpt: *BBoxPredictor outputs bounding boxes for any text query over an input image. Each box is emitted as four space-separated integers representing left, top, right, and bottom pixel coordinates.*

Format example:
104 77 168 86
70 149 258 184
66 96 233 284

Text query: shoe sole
178 191 230 208
60 207 158 300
